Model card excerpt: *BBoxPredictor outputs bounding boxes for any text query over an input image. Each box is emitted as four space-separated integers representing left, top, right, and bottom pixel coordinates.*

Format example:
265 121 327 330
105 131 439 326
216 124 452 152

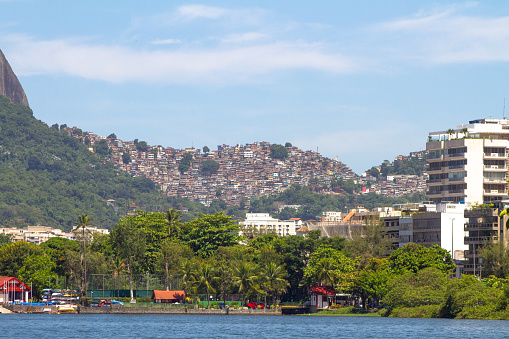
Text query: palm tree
260 262 289 306
446 128 455 140
165 209 182 238
178 260 194 302
112 256 125 299
232 261 258 308
193 262 217 309
73 213 92 305
462 127 468 139
315 258 338 287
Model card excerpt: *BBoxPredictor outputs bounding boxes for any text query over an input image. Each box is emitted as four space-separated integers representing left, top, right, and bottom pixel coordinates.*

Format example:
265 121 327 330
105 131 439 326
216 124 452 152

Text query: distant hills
0 48 426 230
0 96 217 230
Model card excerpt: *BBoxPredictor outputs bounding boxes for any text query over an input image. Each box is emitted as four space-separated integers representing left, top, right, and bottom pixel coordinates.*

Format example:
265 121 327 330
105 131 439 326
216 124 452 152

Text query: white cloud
150 38 182 45
176 5 228 20
374 4 509 64
221 32 266 44
5 36 357 84
172 4 266 25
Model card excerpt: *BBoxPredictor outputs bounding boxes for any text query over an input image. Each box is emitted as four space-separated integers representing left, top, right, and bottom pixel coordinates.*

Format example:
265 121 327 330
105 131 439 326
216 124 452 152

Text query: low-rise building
239 213 300 237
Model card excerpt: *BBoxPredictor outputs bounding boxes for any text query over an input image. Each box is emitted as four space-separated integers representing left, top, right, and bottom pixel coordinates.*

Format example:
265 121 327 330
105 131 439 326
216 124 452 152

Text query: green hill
0 96 209 230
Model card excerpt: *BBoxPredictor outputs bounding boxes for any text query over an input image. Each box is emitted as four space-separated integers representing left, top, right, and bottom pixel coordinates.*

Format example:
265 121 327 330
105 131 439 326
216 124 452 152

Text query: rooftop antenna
504 98 506 119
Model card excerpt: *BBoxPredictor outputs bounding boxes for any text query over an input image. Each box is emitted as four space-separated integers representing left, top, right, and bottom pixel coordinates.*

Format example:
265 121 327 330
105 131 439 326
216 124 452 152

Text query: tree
73 213 92 304
94 139 109 157
107 133 117 139
203 146 210 154
285 142 292 148
181 213 241 258
122 152 131 165
165 209 183 238
388 243 455 275
40 237 79 278
110 218 147 302
0 233 12 248
136 141 149 152
303 246 358 292
0 241 42 277
259 262 289 306
178 260 195 301
193 261 217 309
344 221 392 265
270 144 288 159
446 128 455 140
179 153 193 174
200 160 219 174
232 261 258 307
17 254 57 299
159 240 192 290
350 258 394 309
384 267 448 308
368 167 380 179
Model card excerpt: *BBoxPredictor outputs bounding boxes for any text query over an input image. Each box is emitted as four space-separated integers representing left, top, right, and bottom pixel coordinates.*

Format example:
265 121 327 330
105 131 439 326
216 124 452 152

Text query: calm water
1 314 508 338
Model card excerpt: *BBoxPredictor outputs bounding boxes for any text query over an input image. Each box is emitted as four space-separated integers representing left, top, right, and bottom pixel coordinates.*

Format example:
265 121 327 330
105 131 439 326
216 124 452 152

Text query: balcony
464 223 499 232
484 165 506 171
426 178 444 184
484 153 506 159
464 235 499 244
483 177 507 183
484 189 507 195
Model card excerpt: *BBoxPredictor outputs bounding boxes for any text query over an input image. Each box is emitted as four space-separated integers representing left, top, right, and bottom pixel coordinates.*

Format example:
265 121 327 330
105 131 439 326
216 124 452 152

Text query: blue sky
2 1 509 173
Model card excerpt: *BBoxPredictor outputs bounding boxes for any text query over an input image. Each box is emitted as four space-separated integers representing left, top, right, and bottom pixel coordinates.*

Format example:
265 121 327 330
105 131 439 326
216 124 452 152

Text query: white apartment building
239 213 301 236
0 225 109 245
426 118 509 204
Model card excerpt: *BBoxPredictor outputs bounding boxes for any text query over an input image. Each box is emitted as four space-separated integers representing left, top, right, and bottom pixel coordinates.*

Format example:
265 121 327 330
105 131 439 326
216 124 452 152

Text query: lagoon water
1 314 508 338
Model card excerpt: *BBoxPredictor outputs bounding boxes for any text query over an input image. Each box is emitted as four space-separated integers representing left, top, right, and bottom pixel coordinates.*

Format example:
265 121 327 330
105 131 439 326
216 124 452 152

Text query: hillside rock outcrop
0 49 29 107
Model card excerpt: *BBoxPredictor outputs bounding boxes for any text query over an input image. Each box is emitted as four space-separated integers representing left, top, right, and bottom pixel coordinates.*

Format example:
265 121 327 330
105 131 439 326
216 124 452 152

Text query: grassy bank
311 307 381 317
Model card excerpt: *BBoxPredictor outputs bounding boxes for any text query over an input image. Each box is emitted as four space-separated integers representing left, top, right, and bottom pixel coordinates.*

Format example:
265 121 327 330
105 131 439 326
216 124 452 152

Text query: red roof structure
151 290 185 303
310 286 335 295
0 277 30 292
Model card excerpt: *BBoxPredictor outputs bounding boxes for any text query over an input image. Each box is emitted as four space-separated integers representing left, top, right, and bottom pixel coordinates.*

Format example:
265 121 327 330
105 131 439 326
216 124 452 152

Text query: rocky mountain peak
0 49 29 107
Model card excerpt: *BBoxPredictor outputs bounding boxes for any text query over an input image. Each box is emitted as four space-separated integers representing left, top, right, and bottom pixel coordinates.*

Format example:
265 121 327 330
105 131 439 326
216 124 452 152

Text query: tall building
426 118 509 204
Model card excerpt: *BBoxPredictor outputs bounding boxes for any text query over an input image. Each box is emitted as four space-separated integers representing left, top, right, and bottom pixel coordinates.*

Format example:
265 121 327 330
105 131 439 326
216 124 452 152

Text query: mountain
0 49 29 107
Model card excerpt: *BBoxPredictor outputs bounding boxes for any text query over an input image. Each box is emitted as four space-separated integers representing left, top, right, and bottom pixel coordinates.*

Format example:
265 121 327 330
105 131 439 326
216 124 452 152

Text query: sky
2 1 509 174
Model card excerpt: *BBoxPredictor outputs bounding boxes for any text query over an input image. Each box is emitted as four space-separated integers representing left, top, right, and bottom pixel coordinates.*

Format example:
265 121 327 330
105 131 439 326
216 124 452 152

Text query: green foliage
344 221 392 264
136 140 149 152
0 96 208 230
0 241 42 277
200 159 220 174
94 139 110 157
202 146 210 154
384 268 448 308
17 254 57 299
122 152 131 164
179 152 193 174
303 245 358 290
439 275 502 319
270 144 288 159
40 237 79 276
107 133 117 139
388 243 455 275
0 233 12 247
181 212 241 258
285 142 292 148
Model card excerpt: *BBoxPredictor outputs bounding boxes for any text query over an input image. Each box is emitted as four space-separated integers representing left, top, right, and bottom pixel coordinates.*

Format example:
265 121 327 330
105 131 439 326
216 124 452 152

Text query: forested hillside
0 96 211 229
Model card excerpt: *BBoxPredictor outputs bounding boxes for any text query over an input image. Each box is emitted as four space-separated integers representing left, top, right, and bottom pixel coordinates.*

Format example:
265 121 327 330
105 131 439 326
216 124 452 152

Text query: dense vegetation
0 96 218 230
2 213 508 320
368 155 426 179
